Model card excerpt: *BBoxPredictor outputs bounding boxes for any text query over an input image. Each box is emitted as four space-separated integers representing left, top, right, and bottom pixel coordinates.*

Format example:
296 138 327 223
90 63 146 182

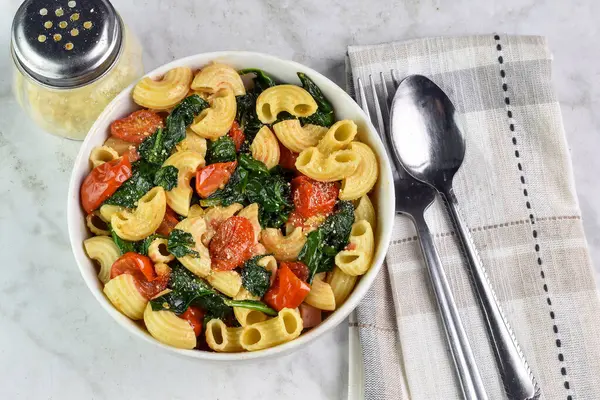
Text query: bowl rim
67 50 395 361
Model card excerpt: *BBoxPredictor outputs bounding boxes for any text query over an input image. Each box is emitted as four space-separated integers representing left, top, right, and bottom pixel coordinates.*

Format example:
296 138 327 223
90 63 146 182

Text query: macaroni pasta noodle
353 195 377 232
133 67 193 110
295 147 359 182
143 302 196 349
334 220 375 276
147 238 175 264
305 275 336 311
191 63 246 96
205 319 244 352
175 128 208 157
339 142 378 200
84 236 120 284
98 204 125 222
256 85 318 123
272 119 327 153
240 308 303 351
327 266 358 306
103 274 148 320
206 270 242 297
89 145 119 169
174 217 212 278
111 187 167 241
260 227 306 261
163 150 205 216
233 287 269 326
86 212 110 236
189 88 236 139
250 126 280 169
316 120 357 154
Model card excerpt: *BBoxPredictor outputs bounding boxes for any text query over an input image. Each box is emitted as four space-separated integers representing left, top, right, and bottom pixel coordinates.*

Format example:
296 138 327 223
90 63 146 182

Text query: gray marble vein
0 0 598 398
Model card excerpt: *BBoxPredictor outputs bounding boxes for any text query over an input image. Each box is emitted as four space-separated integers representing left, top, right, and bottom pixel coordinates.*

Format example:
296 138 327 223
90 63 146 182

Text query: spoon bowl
390 75 465 190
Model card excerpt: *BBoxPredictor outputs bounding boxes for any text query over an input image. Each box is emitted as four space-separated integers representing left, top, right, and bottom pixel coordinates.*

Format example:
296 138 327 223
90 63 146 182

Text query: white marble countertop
1 0 599 399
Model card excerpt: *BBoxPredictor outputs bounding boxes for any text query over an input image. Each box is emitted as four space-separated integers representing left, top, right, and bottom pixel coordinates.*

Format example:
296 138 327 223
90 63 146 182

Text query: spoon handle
441 188 540 400
411 211 488 400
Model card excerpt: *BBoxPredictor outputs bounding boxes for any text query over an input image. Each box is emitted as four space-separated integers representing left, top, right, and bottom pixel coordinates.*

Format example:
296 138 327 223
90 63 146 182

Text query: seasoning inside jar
11 0 143 140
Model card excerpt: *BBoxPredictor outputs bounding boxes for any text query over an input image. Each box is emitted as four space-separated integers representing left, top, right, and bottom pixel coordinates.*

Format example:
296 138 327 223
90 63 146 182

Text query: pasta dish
80 62 379 352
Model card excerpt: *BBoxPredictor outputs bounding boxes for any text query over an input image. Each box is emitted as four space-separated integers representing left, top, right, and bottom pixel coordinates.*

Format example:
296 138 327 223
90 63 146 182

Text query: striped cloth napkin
345 35 600 400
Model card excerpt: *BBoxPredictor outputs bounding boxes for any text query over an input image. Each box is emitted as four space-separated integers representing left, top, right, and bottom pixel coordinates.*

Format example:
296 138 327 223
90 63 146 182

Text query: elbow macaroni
240 308 303 351
295 147 359 182
354 195 377 232
205 319 244 352
256 85 318 123
305 275 336 311
143 302 196 349
327 266 357 306
89 145 119 169
189 88 236 139
335 220 375 276
86 212 110 236
104 274 148 320
147 238 175 264
272 119 327 153
261 227 306 261
191 63 246 96
133 67 193 110
175 128 208 157
206 270 242 298
233 287 268 327
111 187 167 241
339 142 378 200
316 120 357 154
84 236 120 284
162 150 205 216
98 204 125 222
174 217 212 278
250 126 280 169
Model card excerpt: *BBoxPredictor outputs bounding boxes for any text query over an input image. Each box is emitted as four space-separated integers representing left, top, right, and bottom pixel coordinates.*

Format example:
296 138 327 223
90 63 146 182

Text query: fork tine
369 74 386 139
391 69 401 89
379 72 392 132
356 77 371 123
379 71 390 111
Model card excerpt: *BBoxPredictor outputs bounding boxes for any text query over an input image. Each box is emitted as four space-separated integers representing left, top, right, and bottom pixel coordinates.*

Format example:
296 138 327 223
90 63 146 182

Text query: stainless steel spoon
390 75 539 400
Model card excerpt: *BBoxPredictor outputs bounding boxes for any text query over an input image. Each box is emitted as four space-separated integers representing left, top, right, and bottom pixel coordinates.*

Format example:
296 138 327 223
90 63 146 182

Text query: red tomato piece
195 161 237 198
209 216 254 271
279 142 298 170
110 252 169 299
264 264 311 311
180 306 205 337
291 175 339 219
228 121 245 152
80 156 132 214
281 261 309 282
110 109 164 144
156 206 180 236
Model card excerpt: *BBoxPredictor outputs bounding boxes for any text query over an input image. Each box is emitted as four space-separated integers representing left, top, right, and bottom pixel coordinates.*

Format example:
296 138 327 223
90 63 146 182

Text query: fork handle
411 211 488 400
441 188 539 400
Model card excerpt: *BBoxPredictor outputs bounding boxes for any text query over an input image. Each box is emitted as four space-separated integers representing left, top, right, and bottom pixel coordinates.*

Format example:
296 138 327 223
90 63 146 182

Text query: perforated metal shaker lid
11 0 123 88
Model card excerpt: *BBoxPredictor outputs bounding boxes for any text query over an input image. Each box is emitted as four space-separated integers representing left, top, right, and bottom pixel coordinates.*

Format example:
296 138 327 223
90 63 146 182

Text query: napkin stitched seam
389 214 581 245
495 34 571 399
349 322 398 332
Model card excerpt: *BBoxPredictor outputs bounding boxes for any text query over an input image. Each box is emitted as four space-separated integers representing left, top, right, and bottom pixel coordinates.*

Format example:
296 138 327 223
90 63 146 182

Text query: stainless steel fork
357 73 488 400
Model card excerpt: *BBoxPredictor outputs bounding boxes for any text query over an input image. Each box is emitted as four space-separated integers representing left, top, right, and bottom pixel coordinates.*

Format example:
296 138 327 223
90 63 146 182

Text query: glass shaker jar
11 0 143 140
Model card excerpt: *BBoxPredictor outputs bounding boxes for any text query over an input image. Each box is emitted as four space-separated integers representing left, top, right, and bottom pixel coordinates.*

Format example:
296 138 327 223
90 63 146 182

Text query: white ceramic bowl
67 51 395 361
